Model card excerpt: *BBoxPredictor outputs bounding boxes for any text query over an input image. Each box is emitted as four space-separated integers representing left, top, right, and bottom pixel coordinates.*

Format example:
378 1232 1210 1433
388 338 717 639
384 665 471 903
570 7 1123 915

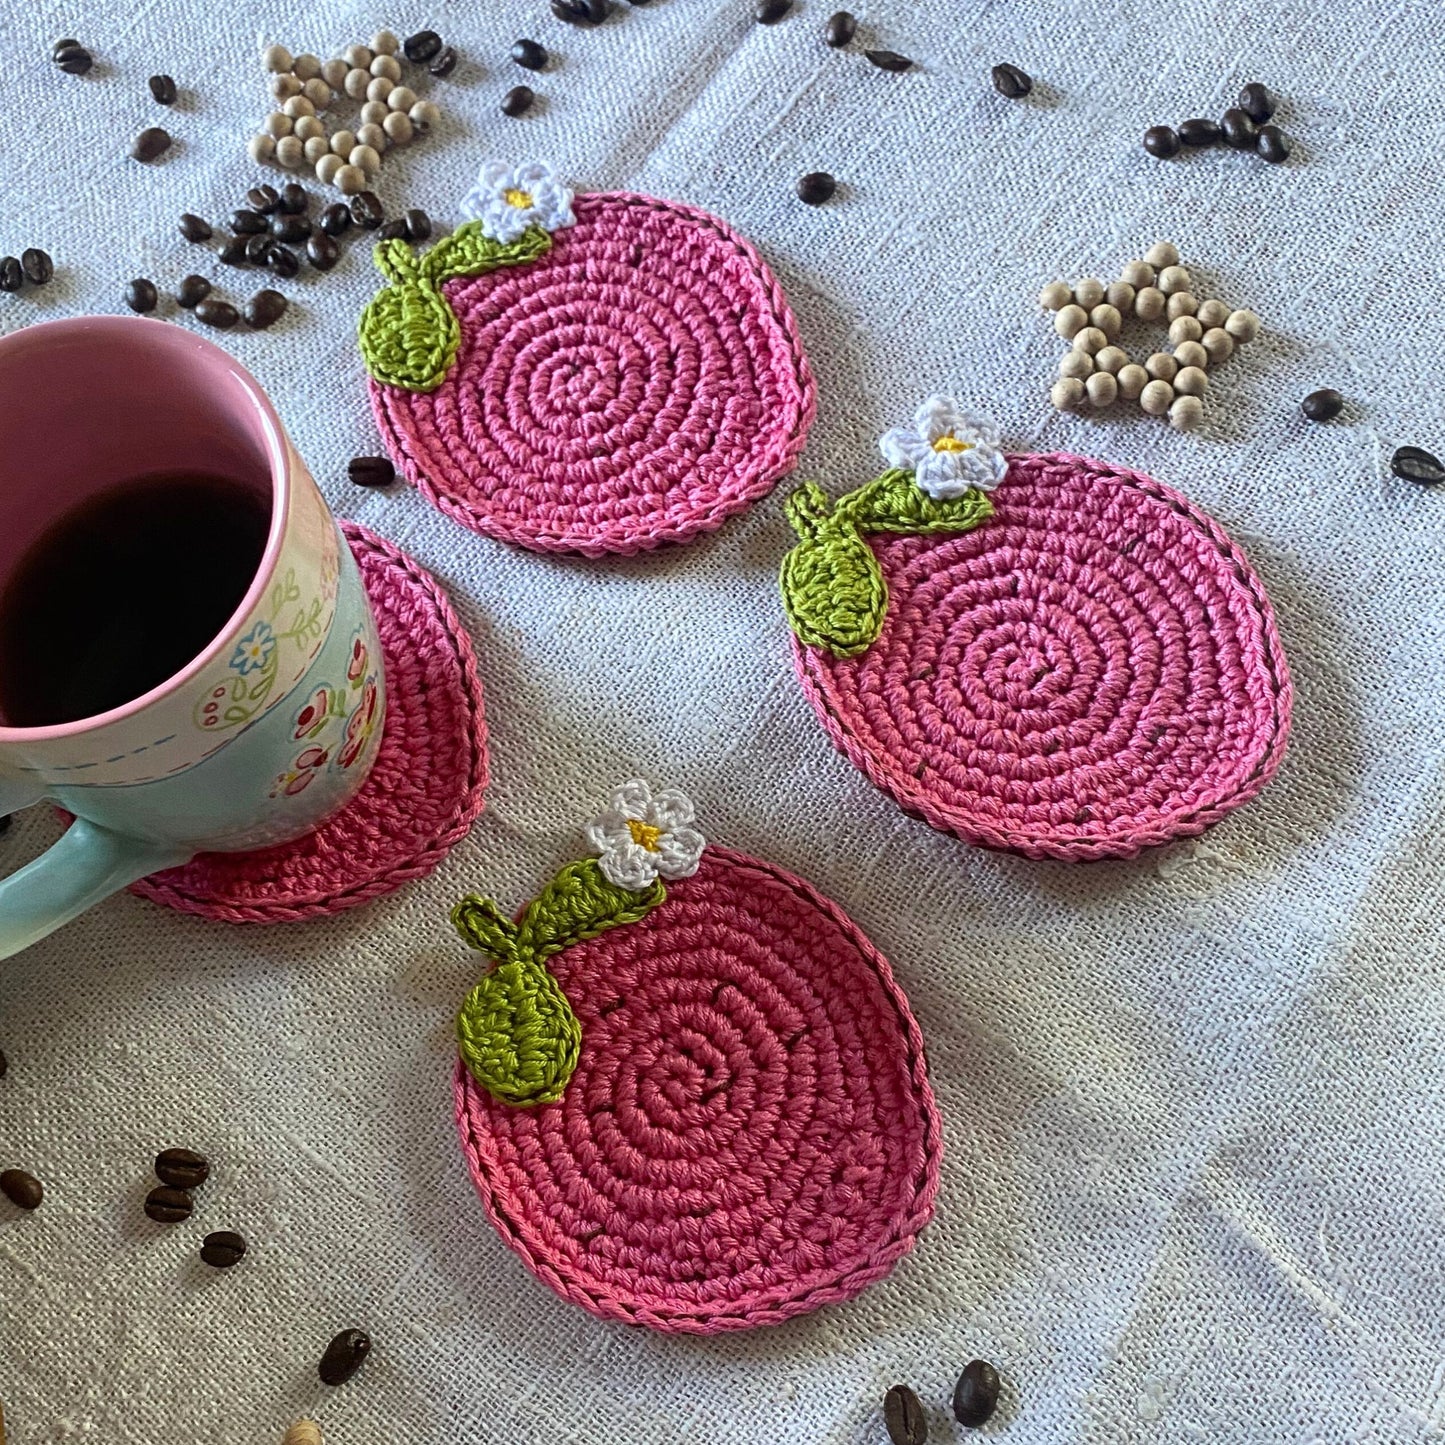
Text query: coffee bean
271 213 311 243
131 127 172 162
319 202 353 237
148 74 177 104
1300 387 1344 422
883 1384 927 1445
200 1229 247 1267
0 1046 7 1075
318 1328 371 1386
348 455 395 488
0 258 21 293
1 1168 43 1210
1256 124 1290 163
52 38 81 60
1238 81 1275 123
428 45 457 78
824 10 856 46
245 233 273 263
125 277 158 313
267 244 300 279
1220 107 1257 150
351 191 384 229
511 39 547 69
55 45 94 75
990 62 1032 98
178 213 212 243
244 289 288 330
219 235 249 266
1143 124 1181 158
195 297 239 330
1178 117 1221 146
582 0 613 20
755 0 792 21
404 208 432 241
154 1147 209 1189
247 184 281 214
501 84 535 116
403 29 443 62
1391 446 1445 486
280 182 309 215
231 208 268 235
144 1185 193 1223
377 219 408 241
306 232 340 270
21 248 53 285
952 1360 1001 1428
865 49 913 72
552 0 605 25
796 171 836 205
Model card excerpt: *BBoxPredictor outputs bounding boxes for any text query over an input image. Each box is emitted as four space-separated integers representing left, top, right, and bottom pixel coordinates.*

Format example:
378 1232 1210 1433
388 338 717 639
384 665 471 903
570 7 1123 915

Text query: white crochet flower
878 395 1010 499
585 780 706 892
460 161 576 244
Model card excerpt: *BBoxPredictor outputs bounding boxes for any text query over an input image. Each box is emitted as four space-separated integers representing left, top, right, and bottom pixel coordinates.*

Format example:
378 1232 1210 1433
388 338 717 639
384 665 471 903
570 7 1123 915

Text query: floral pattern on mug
269 634 382 797
231 622 276 676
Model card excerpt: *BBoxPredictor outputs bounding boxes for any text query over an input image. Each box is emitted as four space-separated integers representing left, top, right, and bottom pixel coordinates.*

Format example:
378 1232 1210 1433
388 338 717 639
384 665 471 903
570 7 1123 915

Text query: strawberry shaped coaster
451 781 941 1333
361 163 816 556
782 398 1292 861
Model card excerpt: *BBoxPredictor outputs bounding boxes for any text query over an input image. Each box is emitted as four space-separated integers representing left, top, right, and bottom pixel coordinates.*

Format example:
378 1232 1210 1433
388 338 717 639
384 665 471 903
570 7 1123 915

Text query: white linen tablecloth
3 0 1443 1439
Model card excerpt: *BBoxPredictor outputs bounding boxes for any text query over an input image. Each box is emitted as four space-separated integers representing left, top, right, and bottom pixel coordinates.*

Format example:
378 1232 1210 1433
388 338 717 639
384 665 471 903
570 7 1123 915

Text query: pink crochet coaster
450 784 940 1334
362 182 816 556
782 408 1291 861
132 523 488 922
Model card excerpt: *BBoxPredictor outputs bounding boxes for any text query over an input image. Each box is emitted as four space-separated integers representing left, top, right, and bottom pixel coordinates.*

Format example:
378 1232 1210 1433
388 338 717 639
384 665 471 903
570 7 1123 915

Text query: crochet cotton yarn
454 847 941 1333
370 192 816 555
132 523 488 921
793 453 1292 861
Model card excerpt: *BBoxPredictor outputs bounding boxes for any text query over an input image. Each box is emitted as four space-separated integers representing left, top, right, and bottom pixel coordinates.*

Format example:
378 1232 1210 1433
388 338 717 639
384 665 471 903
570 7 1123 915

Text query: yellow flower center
932 432 973 454
627 818 664 852
503 187 533 209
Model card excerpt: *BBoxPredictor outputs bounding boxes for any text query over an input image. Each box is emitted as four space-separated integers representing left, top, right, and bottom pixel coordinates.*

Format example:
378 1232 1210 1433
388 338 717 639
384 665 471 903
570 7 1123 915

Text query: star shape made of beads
1039 241 1260 432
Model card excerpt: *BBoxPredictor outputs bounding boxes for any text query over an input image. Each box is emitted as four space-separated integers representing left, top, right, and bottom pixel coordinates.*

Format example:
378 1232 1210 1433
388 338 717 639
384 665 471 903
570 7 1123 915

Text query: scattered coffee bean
991 62 1032 98
1220 107 1257 150
1256 124 1290 163
428 45 457 78
319 202 353 237
1178 117 1221 146
348 455 396 488
200 1229 247 1267
125 277 158 313
52 38 81 60
154 1147 209 1189
195 297 239 329
583 0 613 19
271 213 311 243
306 232 340 270
1143 124 1181 158
404 208 432 241
245 289 288 330
351 191 384 229
1 1168 43 1210
247 183 281 214
501 84 535 116
883 1384 927 1445
143 1185 193 1223
318 1328 372 1386
245 232 273 263
55 44 94 75
20 249 53 285
824 10 856 46
178 213 213 243
148 74 177 105
403 29 443 62
796 171 836 205
1391 446 1445 486
952 1360 1001 1428
755 0 792 21
377 219 408 241
1300 387 1344 422
231 209 268 235
0 258 22 293
219 235 249 266
280 183 309 214
131 126 172 162
1238 81 1275 123
552 0 605 24
267 244 300 279
511 39 547 69
865 49 913 72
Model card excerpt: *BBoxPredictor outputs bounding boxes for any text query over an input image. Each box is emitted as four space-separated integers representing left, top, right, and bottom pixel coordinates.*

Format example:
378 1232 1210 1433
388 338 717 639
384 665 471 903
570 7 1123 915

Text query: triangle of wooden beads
1038 242 1260 431
251 33 444 195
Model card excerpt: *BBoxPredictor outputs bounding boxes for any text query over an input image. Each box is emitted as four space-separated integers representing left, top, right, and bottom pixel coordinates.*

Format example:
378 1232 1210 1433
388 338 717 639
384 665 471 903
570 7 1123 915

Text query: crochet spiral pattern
133 524 488 922
370 192 816 555
454 847 941 1333
794 453 1292 861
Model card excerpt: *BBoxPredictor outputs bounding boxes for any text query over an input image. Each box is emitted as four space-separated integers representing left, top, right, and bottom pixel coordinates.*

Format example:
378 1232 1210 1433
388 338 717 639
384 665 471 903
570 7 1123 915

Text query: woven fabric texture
2 0 1445 1440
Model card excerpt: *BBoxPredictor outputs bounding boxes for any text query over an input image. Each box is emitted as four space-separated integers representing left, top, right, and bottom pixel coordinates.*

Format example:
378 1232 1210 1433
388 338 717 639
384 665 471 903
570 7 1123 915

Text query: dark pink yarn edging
453 847 942 1334
131 522 489 922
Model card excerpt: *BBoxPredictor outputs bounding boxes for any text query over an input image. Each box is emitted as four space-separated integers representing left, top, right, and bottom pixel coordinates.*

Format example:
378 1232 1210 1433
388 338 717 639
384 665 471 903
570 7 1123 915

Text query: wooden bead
382 111 414 145
1054 304 1088 339
248 133 277 163
360 100 389 127
1157 265 1192 295
409 100 441 134
1072 326 1108 355
1140 378 1175 416
1105 281 1135 311
1173 339 1208 370
372 30 402 56
1135 286 1165 321
315 153 343 185
302 77 332 109
1144 241 1180 269
264 111 293 138
330 129 356 157
367 75 395 103
1168 315 1203 345
350 143 382 176
1086 371 1118 408
1169 394 1204 431
1145 352 1177 382
387 85 417 113
293 114 325 141
1202 327 1235 363
1120 259 1155 289
1059 350 1093 380
370 54 402 82
1039 281 1072 311
262 43 293 73
1196 298 1230 328
356 122 388 152
1166 291 1198 320
1174 366 1208 396
343 44 374 70
283 1422 323 1445
1073 278 1105 309
1117 363 1148 400
344 67 371 99
282 95 316 118
1224 308 1260 343
271 73 302 101
275 135 304 169
322 58 350 90
1094 345 1128 374
335 163 366 195
1051 377 1086 411
291 53 322 81
303 135 330 165
1089 303 1122 339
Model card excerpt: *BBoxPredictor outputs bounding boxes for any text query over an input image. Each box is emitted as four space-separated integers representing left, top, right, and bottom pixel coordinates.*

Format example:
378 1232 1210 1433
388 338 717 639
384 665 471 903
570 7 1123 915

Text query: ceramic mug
0 317 385 958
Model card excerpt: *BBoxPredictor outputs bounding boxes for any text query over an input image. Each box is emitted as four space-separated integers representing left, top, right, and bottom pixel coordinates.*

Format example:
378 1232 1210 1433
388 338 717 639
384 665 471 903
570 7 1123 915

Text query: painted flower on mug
337 678 380 769
294 687 334 740
274 744 330 797
230 621 276 676
348 638 369 684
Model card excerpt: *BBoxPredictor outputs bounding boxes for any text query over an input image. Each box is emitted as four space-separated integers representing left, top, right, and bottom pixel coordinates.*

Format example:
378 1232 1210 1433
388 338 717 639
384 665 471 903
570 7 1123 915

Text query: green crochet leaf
517 858 665 964
840 468 996 535
422 221 551 286
452 895 520 960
